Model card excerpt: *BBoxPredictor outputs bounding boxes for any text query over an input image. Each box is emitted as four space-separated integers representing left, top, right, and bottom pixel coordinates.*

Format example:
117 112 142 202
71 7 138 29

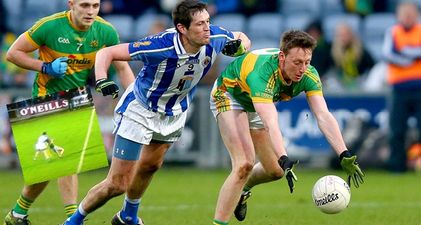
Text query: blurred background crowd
0 0 420 171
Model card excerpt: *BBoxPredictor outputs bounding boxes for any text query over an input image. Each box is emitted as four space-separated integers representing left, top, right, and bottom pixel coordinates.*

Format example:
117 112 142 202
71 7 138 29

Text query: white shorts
113 85 187 145
210 83 264 129
35 142 48 151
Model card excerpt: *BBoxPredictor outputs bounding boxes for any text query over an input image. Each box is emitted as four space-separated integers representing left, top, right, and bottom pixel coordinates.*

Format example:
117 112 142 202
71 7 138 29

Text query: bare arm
307 95 347 156
254 102 287 158
95 43 132 81
232 31 251 52
112 61 135 89
6 33 43 72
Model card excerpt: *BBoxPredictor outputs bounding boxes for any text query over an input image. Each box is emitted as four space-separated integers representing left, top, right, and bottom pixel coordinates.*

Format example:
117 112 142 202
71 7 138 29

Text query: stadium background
0 1 421 224
1 0 417 169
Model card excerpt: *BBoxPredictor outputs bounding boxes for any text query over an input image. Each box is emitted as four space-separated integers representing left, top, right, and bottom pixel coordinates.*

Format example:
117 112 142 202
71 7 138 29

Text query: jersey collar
174 32 187 55
173 32 204 57
278 68 292 86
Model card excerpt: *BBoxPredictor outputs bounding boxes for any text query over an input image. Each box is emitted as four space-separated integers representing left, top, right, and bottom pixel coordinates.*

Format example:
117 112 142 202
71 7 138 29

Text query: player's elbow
268 168 284 180
138 161 163 175
5 49 17 64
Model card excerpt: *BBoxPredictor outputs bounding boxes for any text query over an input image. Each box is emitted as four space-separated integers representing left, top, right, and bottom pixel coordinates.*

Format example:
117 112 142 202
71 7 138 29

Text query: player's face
181 10 211 48
69 0 100 31
279 47 312 83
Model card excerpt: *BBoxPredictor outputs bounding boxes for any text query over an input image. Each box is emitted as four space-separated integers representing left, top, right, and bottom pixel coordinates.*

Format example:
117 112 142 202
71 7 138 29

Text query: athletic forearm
316 111 347 155
6 50 43 72
254 103 287 157
95 44 132 81
95 48 113 81
268 126 287 157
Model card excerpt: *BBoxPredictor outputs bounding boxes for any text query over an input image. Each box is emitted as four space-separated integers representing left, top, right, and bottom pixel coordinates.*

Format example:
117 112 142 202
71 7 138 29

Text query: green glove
278 155 299 193
339 150 365 188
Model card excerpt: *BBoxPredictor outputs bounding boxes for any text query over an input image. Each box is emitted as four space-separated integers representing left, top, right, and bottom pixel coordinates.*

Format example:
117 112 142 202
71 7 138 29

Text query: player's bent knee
105 179 127 197
235 162 254 180
267 168 284 180
105 174 132 196
139 162 162 174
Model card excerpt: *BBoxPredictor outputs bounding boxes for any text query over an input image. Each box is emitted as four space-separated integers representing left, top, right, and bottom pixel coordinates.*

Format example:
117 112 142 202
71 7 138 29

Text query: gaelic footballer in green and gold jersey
212 48 323 112
25 11 119 97
210 31 364 224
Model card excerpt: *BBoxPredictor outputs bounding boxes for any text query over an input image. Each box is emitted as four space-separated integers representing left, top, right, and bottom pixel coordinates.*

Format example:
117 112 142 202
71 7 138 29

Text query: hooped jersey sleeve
128 25 234 65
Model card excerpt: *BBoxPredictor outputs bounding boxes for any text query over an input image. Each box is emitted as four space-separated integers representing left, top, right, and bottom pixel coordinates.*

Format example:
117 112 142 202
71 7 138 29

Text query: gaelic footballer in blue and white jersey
122 25 235 116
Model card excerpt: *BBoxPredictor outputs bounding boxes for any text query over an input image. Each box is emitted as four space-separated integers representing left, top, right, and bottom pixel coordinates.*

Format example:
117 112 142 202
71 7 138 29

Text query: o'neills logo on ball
19 99 69 116
314 193 339 206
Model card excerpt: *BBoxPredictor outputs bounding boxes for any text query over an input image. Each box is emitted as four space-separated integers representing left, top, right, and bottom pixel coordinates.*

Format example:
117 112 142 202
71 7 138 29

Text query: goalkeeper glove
41 57 68 78
278 155 299 193
222 39 246 57
339 150 365 188
95 78 119 99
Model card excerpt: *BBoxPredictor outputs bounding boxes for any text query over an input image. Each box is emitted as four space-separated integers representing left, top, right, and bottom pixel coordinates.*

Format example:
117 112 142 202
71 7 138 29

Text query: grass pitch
0 167 420 225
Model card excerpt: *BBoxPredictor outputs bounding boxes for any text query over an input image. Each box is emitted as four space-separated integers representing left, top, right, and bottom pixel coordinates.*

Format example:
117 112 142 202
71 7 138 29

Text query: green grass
0 168 420 225
10 106 108 184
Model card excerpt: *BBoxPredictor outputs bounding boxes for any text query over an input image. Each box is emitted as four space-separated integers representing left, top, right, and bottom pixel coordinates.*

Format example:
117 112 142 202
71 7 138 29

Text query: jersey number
176 64 195 91
76 43 83 51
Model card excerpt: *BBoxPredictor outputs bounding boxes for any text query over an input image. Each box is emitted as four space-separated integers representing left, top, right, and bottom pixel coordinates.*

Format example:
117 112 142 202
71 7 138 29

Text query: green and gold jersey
25 11 119 97
215 48 323 112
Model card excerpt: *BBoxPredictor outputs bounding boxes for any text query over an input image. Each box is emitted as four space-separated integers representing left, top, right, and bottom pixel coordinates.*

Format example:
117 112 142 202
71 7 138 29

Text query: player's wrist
278 155 288 168
339 150 351 161
96 78 107 84
41 62 49 74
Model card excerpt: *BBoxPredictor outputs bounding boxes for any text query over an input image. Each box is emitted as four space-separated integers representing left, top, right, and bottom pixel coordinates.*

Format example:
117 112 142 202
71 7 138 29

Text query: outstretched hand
339 150 365 188
278 155 299 193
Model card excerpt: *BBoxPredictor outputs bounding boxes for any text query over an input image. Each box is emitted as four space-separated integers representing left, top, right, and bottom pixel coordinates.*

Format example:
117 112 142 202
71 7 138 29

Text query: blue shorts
113 135 142 161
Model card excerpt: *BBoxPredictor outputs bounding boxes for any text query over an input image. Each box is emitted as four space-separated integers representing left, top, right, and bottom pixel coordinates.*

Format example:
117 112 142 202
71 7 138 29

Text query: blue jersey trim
116 91 136 114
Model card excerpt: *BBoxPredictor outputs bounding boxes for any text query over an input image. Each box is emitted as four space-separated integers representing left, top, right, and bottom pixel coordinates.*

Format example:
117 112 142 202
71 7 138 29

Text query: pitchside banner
276 94 387 152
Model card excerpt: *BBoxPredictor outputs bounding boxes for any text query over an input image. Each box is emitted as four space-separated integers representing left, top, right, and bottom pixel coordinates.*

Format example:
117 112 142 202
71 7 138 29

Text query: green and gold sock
213 219 228 225
64 204 78 218
12 195 33 215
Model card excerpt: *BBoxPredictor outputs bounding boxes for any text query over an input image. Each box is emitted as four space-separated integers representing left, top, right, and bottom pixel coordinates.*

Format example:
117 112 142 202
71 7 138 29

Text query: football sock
66 204 87 225
243 185 251 192
12 194 33 215
120 195 140 224
64 204 78 218
213 219 228 225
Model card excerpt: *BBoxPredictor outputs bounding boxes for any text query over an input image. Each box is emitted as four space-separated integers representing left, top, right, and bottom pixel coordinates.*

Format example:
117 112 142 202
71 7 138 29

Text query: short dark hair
280 30 317 54
172 0 207 32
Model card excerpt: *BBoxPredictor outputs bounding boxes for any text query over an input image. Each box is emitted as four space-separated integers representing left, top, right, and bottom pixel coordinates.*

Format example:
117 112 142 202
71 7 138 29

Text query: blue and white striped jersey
123 25 234 116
